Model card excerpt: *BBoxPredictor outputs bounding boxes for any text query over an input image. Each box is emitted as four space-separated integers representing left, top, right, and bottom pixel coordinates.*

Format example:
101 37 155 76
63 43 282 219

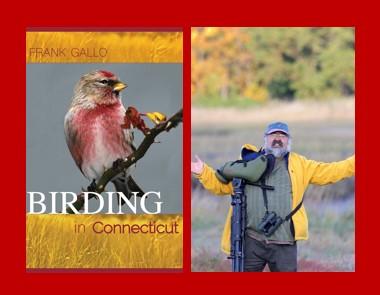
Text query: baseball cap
265 122 290 136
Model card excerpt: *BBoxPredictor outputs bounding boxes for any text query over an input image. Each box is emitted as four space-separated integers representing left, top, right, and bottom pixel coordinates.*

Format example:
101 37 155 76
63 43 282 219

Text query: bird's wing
64 110 84 173
120 104 135 147
122 123 135 147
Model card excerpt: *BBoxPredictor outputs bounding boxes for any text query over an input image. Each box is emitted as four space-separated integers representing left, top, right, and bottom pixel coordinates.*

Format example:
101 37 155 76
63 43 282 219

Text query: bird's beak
113 81 127 92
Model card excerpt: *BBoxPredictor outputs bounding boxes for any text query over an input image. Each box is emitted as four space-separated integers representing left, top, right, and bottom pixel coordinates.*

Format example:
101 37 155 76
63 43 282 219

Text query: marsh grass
27 214 183 269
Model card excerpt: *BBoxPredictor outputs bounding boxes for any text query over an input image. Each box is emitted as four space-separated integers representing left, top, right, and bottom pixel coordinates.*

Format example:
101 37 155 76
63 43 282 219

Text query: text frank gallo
27 191 162 214
28 47 108 58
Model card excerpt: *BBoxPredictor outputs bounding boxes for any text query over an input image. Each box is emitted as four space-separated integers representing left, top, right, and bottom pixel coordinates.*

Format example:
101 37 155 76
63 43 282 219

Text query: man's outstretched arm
192 155 233 195
306 155 355 185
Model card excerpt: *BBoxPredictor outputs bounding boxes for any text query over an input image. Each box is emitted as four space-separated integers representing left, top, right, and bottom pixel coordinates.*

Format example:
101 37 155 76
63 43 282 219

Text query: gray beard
264 137 292 158
266 147 287 158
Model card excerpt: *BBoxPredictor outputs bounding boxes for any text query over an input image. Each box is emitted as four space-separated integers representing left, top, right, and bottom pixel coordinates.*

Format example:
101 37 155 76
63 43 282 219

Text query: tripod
228 178 247 272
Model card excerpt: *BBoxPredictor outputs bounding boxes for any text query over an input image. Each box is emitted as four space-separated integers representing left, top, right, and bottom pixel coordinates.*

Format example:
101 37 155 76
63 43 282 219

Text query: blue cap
265 122 290 136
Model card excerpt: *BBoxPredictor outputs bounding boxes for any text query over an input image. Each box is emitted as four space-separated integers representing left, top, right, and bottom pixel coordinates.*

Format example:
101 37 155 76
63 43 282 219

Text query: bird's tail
112 174 145 205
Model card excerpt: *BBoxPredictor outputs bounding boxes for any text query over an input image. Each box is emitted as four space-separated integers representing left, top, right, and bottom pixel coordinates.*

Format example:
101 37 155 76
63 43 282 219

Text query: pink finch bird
64 70 143 200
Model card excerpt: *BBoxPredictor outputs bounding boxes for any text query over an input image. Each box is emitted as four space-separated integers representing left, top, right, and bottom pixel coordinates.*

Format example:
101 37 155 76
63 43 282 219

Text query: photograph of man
191 27 355 272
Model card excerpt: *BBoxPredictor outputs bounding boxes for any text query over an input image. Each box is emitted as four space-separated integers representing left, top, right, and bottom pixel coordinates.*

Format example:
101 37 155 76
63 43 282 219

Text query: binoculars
257 211 283 237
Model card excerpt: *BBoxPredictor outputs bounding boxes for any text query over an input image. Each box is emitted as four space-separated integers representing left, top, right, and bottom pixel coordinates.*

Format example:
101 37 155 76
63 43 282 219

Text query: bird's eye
99 79 108 84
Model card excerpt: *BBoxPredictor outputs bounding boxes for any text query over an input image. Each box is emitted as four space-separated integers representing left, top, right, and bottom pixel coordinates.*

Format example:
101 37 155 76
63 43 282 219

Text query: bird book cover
26 30 183 270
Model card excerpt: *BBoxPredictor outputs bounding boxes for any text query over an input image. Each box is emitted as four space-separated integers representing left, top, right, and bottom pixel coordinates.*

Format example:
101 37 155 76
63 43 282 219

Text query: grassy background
27 214 183 269
191 99 355 272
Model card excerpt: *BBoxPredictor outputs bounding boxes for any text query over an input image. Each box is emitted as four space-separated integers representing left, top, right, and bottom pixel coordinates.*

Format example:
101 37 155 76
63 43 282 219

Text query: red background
1 0 377 292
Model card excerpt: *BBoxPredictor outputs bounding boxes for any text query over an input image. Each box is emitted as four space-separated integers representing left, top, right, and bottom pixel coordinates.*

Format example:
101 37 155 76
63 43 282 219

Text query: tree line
191 27 354 105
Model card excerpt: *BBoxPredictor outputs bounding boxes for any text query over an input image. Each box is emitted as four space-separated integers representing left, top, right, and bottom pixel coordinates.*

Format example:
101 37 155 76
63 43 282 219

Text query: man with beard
191 122 355 272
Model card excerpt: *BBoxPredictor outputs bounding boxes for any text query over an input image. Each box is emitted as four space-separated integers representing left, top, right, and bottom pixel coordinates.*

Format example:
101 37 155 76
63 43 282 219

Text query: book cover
26 30 183 270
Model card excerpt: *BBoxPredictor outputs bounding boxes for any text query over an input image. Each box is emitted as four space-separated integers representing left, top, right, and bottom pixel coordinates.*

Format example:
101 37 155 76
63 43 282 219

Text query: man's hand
191 155 204 175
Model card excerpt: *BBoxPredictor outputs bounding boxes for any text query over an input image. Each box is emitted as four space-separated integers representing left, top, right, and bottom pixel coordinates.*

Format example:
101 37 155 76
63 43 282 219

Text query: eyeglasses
267 133 288 139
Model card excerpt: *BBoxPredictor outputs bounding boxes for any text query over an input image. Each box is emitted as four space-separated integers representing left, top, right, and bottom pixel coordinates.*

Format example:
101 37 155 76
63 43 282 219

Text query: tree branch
66 108 183 213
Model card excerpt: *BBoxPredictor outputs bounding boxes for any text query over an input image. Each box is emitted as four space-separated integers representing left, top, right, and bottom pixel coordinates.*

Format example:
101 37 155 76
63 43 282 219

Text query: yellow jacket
194 144 355 254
